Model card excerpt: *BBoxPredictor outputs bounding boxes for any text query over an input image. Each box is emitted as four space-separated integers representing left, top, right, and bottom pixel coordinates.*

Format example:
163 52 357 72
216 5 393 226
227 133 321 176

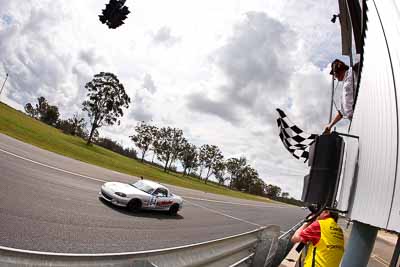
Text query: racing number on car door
149 196 157 207
156 198 173 208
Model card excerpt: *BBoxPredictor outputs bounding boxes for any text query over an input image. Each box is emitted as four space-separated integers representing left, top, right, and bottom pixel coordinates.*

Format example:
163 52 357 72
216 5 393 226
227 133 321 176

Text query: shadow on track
99 197 184 220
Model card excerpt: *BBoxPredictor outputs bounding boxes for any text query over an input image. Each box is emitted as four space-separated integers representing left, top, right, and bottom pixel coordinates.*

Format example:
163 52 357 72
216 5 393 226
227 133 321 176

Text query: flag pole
329 75 334 123
0 73 9 100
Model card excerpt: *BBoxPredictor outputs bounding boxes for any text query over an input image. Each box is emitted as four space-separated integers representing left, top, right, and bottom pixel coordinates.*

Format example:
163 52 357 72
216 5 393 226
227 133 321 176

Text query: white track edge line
0 147 106 183
185 199 262 227
182 196 289 208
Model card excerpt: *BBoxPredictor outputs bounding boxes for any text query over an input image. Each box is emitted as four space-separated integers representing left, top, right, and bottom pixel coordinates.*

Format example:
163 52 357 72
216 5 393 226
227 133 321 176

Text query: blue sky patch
1 14 13 25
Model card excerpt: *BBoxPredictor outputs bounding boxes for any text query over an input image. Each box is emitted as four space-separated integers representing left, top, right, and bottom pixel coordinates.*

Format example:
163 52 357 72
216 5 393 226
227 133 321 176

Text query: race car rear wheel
127 199 142 212
168 204 179 216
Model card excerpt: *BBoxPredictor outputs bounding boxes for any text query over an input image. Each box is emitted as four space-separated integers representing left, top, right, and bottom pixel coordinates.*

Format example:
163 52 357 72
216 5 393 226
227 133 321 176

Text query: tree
226 157 247 188
249 178 265 196
281 192 290 198
233 165 259 192
82 72 131 145
96 137 137 159
168 135 186 171
198 145 208 178
130 122 158 162
68 114 86 137
153 127 183 172
41 105 59 126
149 126 160 163
202 144 223 184
36 96 49 118
265 184 282 199
24 103 37 118
57 114 87 137
212 160 228 185
57 119 74 135
24 96 59 126
179 142 198 176
187 153 200 176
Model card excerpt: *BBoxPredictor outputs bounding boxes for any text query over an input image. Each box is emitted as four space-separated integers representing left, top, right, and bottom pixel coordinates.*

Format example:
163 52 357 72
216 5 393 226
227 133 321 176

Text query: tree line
130 121 297 199
23 72 299 202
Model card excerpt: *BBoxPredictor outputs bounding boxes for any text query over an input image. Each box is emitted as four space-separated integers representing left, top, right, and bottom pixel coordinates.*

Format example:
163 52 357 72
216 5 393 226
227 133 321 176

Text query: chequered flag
276 108 317 162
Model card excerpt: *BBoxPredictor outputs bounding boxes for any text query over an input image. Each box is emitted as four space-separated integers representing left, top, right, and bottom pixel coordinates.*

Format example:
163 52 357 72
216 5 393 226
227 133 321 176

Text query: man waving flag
276 108 317 162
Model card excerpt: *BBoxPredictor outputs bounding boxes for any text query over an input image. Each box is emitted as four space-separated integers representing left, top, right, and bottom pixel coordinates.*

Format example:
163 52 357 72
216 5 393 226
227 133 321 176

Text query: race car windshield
131 180 155 194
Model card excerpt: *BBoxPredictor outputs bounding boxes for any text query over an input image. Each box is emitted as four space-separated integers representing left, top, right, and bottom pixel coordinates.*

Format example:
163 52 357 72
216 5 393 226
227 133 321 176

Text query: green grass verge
0 102 274 203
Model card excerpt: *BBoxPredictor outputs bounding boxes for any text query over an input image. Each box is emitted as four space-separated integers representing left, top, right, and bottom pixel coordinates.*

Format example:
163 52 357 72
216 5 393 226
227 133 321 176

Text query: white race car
99 179 183 215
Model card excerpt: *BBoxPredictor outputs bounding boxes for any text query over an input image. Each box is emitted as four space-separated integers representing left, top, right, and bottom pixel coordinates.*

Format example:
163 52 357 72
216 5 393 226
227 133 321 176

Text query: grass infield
0 102 274 203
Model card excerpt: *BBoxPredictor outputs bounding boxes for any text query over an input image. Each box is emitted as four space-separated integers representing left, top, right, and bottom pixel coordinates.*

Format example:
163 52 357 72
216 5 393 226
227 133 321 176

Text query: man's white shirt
340 69 354 119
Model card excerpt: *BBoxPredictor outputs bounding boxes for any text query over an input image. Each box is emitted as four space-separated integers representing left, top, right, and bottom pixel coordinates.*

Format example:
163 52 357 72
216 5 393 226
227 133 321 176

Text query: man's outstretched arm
324 112 343 134
291 223 310 243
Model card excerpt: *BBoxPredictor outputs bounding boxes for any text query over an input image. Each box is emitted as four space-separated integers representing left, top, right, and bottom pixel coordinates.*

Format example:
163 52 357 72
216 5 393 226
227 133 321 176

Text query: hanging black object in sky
99 0 130 29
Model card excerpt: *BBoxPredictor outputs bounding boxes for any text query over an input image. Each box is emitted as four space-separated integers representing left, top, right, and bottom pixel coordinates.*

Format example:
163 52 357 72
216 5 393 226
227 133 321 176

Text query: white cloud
142 73 157 94
151 26 180 47
186 92 241 124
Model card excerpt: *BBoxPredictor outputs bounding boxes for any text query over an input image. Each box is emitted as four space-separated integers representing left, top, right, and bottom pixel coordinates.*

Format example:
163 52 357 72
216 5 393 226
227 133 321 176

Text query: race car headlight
115 192 127 197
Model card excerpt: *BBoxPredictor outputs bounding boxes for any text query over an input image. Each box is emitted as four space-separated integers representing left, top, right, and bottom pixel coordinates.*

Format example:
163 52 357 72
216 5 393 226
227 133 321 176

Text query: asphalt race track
0 133 306 253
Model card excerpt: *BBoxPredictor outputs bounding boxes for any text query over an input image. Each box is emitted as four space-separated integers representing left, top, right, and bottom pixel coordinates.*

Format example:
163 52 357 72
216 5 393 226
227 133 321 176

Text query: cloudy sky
0 0 350 198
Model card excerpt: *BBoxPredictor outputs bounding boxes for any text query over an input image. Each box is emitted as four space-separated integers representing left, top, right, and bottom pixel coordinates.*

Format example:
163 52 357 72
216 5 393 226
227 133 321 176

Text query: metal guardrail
0 221 304 267
229 253 255 267
229 220 304 267
254 220 304 267
278 246 302 267
0 225 281 267
278 221 304 240
271 221 304 267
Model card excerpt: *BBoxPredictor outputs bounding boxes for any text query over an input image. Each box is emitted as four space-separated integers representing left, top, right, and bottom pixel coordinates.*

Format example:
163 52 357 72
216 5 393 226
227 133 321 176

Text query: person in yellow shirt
291 209 344 267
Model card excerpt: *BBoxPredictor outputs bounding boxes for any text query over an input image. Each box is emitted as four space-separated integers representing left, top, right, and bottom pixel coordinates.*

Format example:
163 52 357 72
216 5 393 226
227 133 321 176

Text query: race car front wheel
127 199 142 212
168 204 179 216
